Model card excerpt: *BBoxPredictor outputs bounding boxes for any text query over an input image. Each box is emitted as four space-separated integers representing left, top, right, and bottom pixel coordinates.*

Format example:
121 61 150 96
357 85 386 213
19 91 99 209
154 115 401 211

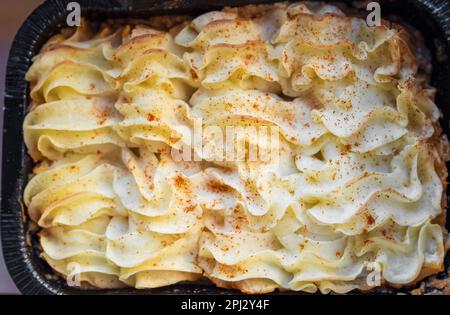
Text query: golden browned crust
206 276 279 294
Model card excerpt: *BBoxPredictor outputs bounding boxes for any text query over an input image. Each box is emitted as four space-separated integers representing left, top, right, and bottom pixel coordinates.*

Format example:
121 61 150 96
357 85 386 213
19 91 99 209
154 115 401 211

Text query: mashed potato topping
23 2 448 293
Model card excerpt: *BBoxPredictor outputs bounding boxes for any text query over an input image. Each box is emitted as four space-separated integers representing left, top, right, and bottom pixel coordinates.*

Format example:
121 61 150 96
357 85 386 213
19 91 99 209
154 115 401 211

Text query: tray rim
2 0 450 295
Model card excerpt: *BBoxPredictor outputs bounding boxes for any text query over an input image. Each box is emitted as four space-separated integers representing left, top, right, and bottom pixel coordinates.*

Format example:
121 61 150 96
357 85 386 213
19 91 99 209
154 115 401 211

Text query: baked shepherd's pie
23 2 449 294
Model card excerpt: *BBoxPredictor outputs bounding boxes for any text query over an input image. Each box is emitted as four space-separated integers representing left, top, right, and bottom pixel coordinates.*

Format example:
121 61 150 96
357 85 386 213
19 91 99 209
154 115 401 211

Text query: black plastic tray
2 0 450 295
